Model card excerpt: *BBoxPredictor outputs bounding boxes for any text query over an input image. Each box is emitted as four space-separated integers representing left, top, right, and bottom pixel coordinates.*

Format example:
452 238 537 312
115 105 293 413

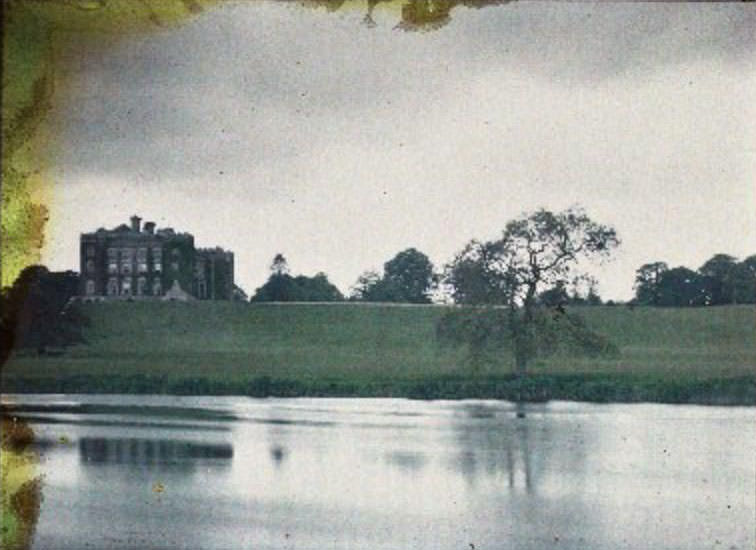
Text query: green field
2 302 754 404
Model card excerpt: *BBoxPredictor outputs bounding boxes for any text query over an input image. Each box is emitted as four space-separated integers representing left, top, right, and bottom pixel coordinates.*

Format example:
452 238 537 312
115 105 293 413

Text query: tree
251 274 293 302
290 273 344 301
270 253 289 276
564 276 602 306
441 207 620 377
633 261 668 305
251 257 343 302
349 270 385 301
731 255 756 304
383 248 435 303
698 253 738 305
443 240 510 305
1 266 87 358
537 281 570 307
350 248 436 303
632 253 756 306
582 284 603 306
251 254 293 301
655 267 708 306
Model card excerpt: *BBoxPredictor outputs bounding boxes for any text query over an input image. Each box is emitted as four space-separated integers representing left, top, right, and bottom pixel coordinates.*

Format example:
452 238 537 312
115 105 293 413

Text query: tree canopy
632 253 756 306
270 253 290 276
446 208 618 307
440 207 620 376
350 248 435 303
250 256 343 302
1 266 87 360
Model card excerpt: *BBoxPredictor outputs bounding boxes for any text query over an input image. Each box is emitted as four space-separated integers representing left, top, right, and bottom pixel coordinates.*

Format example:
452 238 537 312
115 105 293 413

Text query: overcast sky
43 1 756 300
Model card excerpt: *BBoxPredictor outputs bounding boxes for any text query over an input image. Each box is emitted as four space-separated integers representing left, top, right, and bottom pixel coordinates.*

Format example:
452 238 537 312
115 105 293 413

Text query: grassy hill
2 302 754 404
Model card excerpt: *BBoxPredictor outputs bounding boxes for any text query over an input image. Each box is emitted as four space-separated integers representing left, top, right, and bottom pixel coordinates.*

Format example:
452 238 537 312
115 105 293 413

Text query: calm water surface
4 394 754 549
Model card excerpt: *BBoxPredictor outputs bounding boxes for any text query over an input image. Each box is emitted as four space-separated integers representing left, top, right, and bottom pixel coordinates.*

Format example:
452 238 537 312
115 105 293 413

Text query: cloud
45 1 756 299
56 2 755 180
450 3 755 81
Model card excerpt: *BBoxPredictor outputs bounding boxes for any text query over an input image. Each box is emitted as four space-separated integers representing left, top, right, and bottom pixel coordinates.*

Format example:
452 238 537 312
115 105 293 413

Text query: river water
3 394 753 549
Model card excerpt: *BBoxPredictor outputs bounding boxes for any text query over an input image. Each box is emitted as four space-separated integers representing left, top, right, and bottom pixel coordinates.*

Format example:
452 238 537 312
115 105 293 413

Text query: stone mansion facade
80 216 234 300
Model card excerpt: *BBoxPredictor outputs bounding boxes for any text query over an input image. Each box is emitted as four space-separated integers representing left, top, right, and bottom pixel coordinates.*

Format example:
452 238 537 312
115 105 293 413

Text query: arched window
86 259 95 273
152 279 162 296
137 277 147 296
86 280 96 295
121 278 132 296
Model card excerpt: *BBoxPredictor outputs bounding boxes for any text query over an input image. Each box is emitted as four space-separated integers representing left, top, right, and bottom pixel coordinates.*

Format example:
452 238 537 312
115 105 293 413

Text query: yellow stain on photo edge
1 414 41 550
0 0 443 288
1 0 225 288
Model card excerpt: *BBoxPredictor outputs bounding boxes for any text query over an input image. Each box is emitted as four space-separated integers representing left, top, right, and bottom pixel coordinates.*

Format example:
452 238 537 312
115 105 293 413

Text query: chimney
144 221 155 235
130 215 142 232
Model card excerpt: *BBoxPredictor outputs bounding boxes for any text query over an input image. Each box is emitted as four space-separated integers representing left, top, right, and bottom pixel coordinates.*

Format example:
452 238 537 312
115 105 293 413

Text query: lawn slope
2 302 754 404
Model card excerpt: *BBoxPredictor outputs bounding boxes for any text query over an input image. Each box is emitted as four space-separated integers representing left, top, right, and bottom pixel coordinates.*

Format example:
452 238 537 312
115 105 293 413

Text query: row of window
103 247 164 259
88 246 161 257
105 260 166 275
86 246 175 260
85 278 215 298
85 278 163 297
103 247 175 258
85 259 182 274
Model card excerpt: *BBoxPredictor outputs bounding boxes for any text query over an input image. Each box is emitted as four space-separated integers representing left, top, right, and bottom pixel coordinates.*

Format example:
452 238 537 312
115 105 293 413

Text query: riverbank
2 302 754 405
2 372 753 405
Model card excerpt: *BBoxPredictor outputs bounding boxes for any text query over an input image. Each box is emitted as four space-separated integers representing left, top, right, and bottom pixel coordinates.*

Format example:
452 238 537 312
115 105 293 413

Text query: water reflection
449 407 567 494
1 402 238 421
457 403 498 419
6 396 753 550
79 437 233 466
269 444 287 466
384 450 427 472
14 415 229 431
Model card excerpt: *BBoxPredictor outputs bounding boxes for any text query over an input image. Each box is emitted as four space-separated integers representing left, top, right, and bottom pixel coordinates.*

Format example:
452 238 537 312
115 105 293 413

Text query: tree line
254 242 755 310
249 254 344 302
250 249 436 304
633 254 756 307
251 207 754 383
251 207 622 385
0 266 87 361
5 207 753 369
253 217 610 307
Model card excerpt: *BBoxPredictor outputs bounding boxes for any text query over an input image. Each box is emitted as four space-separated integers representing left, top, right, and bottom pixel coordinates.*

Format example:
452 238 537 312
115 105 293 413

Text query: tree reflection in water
384 450 428 472
449 403 587 495
270 444 287 466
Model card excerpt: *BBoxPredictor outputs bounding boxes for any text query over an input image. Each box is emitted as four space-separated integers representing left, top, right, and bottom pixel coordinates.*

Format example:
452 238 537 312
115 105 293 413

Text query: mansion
80 216 234 300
